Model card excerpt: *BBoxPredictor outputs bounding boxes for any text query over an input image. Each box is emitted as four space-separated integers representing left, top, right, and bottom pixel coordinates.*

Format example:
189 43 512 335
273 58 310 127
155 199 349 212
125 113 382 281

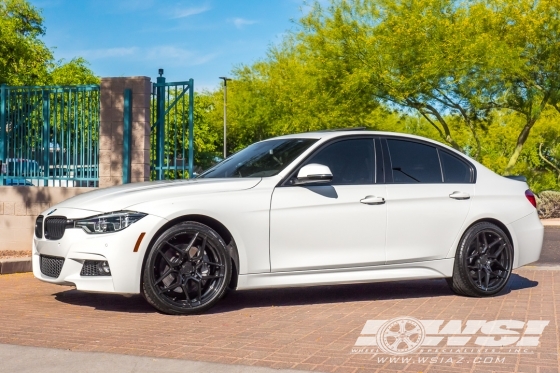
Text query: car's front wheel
447 222 513 297
142 221 232 315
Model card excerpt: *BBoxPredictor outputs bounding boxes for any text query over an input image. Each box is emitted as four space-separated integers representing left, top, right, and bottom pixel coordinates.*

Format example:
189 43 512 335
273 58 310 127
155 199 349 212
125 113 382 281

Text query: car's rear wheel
447 222 513 297
142 221 231 315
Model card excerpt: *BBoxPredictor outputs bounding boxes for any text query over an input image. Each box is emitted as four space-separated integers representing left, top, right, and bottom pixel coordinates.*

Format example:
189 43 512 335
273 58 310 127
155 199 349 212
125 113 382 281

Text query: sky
29 0 319 91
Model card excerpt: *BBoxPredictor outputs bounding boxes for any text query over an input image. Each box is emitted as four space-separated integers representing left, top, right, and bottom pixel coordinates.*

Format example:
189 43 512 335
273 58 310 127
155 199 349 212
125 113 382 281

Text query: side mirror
294 163 333 185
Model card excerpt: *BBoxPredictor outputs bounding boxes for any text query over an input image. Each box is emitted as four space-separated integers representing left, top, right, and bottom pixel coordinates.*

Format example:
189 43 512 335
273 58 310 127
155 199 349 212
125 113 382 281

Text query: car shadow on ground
53 290 154 314
505 272 539 292
52 273 538 315
211 273 538 314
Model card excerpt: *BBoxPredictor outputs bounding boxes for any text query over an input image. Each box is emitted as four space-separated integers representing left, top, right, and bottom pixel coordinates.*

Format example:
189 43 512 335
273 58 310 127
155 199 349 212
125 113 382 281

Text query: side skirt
236 258 454 290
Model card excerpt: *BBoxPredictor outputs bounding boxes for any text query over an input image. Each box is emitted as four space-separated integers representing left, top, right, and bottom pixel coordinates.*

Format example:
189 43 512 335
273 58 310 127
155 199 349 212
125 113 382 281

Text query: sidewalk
0 344 306 373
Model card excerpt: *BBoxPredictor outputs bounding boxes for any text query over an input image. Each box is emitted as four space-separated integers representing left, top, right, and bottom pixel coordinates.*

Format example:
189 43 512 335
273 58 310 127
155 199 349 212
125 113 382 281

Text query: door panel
382 138 475 264
385 184 473 263
270 184 387 272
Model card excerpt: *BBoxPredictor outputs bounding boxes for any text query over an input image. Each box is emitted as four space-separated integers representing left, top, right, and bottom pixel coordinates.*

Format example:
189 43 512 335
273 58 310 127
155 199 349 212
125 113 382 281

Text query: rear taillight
525 189 537 208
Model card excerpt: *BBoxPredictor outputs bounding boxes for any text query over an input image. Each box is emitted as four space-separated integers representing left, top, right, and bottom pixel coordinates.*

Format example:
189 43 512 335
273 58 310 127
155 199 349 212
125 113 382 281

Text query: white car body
32 131 543 295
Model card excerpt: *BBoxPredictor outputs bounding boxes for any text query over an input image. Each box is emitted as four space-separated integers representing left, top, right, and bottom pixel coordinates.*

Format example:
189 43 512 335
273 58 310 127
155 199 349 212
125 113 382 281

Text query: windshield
199 138 317 178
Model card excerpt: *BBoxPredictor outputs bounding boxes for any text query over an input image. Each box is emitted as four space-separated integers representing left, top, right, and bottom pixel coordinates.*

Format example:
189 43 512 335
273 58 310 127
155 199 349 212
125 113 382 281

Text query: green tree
486 0 560 173
200 0 560 192
0 0 52 85
49 57 99 85
0 0 98 86
297 0 500 157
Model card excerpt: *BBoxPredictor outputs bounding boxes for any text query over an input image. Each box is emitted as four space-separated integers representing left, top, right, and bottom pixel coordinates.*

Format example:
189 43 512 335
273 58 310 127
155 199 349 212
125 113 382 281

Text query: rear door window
386 139 442 183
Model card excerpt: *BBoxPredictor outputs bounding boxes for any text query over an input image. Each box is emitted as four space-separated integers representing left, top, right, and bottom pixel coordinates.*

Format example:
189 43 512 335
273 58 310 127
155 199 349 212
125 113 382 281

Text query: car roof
267 130 472 160
272 130 445 146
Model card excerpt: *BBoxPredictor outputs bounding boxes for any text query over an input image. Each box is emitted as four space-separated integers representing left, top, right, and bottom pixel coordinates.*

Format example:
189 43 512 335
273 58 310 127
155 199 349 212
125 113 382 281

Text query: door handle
449 191 470 200
360 195 385 205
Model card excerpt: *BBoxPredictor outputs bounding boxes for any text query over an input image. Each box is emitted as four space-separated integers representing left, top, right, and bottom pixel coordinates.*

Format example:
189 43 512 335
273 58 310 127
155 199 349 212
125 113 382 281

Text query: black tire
142 221 232 315
447 222 513 297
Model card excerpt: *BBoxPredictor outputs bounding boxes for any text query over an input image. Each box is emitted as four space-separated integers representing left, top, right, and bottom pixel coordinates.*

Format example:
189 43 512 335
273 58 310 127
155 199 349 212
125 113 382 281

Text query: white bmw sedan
33 130 543 314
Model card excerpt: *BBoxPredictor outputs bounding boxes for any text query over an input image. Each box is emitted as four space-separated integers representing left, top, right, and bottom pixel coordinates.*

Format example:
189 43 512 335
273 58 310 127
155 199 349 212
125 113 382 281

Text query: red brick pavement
0 269 559 373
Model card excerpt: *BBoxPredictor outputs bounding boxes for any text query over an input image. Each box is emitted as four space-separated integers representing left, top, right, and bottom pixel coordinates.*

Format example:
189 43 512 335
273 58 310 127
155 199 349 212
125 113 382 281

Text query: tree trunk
416 103 462 152
539 143 560 184
505 117 537 174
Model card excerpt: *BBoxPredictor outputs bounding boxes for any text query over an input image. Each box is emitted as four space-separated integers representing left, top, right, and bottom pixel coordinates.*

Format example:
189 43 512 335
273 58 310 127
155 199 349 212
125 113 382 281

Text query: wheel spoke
203 260 224 268
492 261 507 271
200 236 207 251
481 232 489 253
484 270 490 290
489 243 506 259
493 271 507 279
196 279 202 303
184 277 201 303
185 233 199 253
165 241 185 255
154 268 175 285
488 237 503 249
181 283 191 302
477 269 482 287
158 250 178 268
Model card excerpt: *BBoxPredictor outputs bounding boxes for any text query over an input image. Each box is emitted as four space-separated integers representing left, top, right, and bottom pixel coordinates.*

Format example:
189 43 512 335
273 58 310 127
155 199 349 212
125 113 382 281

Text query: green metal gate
0 84 100 187
151 70 194 180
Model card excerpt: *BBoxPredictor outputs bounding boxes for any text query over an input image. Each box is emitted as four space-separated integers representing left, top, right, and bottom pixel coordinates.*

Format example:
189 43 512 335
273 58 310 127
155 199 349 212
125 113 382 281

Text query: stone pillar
99 77 151 188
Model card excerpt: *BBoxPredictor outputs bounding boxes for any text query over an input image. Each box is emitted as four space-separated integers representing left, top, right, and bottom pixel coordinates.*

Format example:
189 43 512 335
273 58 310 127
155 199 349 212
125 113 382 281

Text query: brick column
99 77 151 188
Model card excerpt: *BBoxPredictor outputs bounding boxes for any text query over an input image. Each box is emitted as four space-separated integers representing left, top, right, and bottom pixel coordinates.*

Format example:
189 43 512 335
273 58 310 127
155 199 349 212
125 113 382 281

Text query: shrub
537 191 560 219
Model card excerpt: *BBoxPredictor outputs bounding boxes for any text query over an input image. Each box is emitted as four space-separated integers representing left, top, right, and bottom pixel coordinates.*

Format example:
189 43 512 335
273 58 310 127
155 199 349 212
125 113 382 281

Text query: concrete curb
541 218 560 226
0 257 32 275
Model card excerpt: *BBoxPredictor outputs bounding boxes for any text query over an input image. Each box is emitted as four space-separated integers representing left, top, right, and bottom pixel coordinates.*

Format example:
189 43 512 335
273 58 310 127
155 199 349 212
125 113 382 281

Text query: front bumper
32 208 167 294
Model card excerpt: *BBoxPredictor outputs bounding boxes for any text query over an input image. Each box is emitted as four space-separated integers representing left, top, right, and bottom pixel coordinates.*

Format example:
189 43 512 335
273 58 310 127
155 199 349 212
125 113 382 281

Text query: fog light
81 260 111 276
97 261 111 275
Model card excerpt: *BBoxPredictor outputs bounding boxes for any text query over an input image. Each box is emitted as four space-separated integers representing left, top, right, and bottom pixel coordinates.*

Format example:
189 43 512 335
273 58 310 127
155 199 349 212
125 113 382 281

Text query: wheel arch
451 217 515 258
140 214 240 293
447 217 516 296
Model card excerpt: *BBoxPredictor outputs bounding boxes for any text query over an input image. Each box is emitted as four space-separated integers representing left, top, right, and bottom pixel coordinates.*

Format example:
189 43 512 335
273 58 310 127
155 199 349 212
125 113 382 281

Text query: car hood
53 178 262 214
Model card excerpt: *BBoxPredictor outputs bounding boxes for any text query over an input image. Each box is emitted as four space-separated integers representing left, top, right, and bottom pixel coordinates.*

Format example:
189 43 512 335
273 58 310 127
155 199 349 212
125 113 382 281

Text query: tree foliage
0 0 98 85
195 0 560 192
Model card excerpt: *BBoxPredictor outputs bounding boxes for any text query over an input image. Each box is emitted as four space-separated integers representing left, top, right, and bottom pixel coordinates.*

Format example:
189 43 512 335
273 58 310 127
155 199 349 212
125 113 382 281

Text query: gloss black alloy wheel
447 222 513 297
142 221 231 315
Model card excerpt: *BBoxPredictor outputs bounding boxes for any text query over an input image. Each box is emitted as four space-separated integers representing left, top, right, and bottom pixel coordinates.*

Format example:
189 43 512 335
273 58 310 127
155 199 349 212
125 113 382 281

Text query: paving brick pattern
0 269 558 373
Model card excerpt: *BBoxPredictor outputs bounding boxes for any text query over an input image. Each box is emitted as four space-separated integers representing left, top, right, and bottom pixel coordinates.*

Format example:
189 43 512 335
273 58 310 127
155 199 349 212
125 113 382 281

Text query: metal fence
0 84 100 187
151 71 194 180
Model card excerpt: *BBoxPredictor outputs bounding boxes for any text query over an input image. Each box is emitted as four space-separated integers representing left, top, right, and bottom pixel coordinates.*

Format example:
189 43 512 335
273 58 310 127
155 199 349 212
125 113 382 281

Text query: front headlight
75 211 147 234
